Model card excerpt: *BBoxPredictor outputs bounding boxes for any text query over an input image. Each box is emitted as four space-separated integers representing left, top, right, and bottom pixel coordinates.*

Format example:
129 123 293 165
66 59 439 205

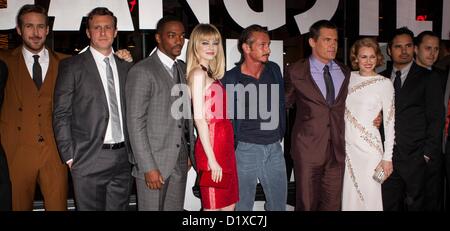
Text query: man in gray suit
53 7 133 211
126 16 195 211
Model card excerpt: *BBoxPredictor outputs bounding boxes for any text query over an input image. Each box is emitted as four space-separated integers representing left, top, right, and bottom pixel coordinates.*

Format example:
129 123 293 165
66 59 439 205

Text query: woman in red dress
186 24 239 211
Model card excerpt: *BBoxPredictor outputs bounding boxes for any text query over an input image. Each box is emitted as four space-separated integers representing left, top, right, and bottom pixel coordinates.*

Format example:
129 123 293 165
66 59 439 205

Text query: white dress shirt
390 61 413 87
89 46 125 144
22 47 49 82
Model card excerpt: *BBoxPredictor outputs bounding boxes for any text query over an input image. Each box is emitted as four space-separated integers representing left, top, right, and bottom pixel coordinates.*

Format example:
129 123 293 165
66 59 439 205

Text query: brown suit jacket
0 47 69 163
285 58 350 164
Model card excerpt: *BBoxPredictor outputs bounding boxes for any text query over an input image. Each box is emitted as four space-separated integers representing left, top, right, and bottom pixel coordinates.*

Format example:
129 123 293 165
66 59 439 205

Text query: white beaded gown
342 71 395 211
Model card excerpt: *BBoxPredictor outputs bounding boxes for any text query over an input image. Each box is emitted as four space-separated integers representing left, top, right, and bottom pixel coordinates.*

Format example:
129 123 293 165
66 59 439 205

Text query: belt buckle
103 142 123 149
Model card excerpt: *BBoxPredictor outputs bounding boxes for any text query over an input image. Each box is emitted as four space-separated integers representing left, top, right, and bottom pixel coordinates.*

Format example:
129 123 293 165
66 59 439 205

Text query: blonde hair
186 24 225 79
349 37 384 70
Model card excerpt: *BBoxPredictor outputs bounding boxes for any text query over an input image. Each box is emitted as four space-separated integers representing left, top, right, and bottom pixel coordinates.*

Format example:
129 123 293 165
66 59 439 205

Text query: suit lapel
396 63 421 107
10 47 32 104
381 64 417 105
335 61 350 105
151 53 178 101
401 62 421 91
13 47 57 94
10 47 62 101
303 59 328 104
114 55 126 91
301 59 349 106
114 55 128 120
444 70 450 108
83 50 109 113
42 48 58 92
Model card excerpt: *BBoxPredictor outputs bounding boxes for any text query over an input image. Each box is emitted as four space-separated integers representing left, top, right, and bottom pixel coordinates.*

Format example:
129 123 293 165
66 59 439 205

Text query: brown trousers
293 142 344 211
7 143 67 211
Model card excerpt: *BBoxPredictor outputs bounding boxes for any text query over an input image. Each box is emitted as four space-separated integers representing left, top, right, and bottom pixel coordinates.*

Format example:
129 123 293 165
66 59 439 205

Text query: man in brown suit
0 4 69 210
285 20 350 211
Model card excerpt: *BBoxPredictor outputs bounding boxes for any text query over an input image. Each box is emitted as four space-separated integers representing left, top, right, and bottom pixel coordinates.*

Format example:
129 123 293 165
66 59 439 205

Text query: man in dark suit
443 69 450 211
380 27 444 211
126 16 195 211
414 30 445 211
53 7 133 211
0 59 11 211
285 20 350 211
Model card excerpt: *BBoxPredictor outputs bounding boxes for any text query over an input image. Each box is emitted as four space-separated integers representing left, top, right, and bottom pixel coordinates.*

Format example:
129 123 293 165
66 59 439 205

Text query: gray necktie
104 57 122 142
172 61 181 84
172 61 189 143
323 64 335 105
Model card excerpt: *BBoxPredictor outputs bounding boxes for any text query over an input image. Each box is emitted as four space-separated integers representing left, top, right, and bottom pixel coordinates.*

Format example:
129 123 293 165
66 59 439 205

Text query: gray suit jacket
125 52 195 180
53 50 132 176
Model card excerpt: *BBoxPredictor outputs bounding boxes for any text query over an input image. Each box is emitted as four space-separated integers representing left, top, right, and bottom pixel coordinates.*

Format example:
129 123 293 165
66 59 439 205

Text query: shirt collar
309 55 335 71
22 46 48 62
157 49 176 68
89 46 115 64
393 61 413 76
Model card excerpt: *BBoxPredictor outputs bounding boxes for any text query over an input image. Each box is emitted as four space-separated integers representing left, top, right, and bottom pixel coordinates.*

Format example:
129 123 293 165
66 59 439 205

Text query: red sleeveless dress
194 80 239 209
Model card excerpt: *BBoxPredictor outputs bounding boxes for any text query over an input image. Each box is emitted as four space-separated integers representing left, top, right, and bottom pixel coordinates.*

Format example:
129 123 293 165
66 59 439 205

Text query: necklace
200 64 213 78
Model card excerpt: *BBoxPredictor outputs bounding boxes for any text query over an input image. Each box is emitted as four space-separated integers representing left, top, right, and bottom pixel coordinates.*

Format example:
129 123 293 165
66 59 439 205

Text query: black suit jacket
380 62 444 161
53 50 132 176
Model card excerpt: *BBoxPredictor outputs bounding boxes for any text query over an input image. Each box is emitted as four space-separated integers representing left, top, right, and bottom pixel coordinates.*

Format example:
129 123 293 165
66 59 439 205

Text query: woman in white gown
342 38 395 211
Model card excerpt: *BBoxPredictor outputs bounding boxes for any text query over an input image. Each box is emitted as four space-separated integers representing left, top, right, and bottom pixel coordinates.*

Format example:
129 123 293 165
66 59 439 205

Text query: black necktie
394 70 402 94
32 55 42 89
323 65 335 105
